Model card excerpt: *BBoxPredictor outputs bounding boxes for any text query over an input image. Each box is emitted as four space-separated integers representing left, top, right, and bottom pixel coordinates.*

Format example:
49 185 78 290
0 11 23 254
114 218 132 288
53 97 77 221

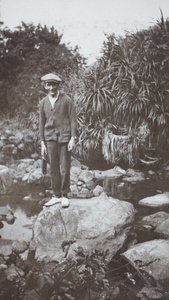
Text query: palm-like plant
100 12 169 166
73 62 120 166
81 62 116 122
74 12 169 167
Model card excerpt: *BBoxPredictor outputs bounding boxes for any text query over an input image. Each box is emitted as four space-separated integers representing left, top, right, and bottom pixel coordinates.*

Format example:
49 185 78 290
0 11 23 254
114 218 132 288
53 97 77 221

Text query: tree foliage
0 22 86 116
1 14 169 168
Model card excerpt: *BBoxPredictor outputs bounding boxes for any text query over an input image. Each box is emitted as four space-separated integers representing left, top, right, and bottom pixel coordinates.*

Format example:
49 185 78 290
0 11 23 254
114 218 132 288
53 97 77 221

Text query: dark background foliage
1 14 169 168
0 22 86 116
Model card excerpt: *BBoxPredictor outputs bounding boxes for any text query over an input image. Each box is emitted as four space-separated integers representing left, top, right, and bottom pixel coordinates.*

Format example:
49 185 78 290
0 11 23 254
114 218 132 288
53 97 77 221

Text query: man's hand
68 136 76 151
41 141 47 157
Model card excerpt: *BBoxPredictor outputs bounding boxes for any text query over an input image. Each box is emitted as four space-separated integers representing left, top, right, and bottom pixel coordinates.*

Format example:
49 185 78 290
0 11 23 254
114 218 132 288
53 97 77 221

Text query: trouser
46 141 71 197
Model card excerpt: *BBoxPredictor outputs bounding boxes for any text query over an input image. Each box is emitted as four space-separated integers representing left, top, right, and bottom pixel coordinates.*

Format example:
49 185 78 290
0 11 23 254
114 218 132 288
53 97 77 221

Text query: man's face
45 81 59 97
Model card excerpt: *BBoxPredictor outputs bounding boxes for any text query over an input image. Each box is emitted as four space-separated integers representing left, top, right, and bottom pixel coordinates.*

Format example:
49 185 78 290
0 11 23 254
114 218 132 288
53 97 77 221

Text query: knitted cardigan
39 92 77 143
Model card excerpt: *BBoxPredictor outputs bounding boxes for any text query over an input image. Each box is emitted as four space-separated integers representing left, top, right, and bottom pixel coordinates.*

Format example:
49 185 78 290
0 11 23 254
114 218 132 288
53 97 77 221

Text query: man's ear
44 82 49 90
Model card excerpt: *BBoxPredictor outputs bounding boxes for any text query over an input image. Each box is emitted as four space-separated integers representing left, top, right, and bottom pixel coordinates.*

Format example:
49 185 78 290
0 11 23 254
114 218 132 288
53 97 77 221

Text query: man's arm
67 97 78 151
39 100 47 156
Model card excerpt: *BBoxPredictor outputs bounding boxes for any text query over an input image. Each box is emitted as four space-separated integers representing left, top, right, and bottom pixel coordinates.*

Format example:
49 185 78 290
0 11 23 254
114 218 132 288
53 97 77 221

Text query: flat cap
41 73 62 82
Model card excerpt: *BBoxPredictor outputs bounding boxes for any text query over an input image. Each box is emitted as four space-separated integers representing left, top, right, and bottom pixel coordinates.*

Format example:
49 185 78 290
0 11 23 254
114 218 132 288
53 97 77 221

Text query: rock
139 192 169 207
137 286 164 300
139 212 169 238
156 190 163 194
6 212 15 224
20 249 29 261
122 239 169 283
12 148 18 156
85 180 96 190
5 264 25 281
113 166 126 175
155 219 169 237
23 194 32 201
123 169 145 182
95 167 126 179
14 132 24 145
79 169 94 183
26 165 34 173
31 153 40 160
39 192 45 197
4 129 12 137
0 264 7 271
2 144 16 155
77 180 83 186
93 185 104 196
22 173 30 182
0 165 13 194
17 159 35 172
0 255 6 264
70 166 82 184
148 170 156 175
77 187 92 198
27 169 44 184
0 208 34 241
12 240 29 254
70 184 79 196
163 165 169 171
33 193 135 261
17 143 25 150
17 160 34 179
141 211 169 228
1 136 8 143
71 157 82 168
0 206 13 219
34 159 42 168
93 170 103 179
126 169 143 177
0 240 13 256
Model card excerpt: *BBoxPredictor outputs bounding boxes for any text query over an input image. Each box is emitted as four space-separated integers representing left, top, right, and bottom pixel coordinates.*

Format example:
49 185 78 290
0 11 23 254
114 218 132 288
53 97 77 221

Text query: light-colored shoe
61 197 69 208
44 196 61 207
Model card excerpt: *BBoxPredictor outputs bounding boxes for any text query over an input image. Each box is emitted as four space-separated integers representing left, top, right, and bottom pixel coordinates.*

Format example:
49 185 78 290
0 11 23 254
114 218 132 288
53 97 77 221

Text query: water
104 174 169 215
0 182 42 240
1 174 169 241
1 175 169 299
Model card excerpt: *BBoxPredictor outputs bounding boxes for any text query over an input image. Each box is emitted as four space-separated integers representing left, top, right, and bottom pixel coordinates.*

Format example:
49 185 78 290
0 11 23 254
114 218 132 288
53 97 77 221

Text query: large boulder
0 165 13 194
33 193 135 261
138 192 169 207
122 239 169 283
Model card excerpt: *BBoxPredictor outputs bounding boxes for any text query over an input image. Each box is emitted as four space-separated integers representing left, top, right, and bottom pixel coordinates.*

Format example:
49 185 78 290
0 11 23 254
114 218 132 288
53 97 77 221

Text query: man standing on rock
39 73 77 208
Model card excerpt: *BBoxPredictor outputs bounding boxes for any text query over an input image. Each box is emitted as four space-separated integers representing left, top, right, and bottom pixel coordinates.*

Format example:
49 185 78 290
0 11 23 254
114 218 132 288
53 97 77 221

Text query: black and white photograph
1 0 169 299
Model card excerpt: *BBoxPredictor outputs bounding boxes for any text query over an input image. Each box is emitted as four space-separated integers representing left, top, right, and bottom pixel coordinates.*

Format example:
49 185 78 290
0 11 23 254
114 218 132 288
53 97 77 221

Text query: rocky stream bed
1 155 169 299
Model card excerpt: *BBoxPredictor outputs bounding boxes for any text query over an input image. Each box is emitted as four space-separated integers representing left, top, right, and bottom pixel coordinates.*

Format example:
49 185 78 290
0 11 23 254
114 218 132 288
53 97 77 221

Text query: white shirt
48 91 59 109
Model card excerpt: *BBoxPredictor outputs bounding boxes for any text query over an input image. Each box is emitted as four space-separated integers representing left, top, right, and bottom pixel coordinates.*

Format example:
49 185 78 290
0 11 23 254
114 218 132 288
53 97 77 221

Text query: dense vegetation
0 22 86 116
74 13 169 168
1 13 169 168
2 244 168 300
